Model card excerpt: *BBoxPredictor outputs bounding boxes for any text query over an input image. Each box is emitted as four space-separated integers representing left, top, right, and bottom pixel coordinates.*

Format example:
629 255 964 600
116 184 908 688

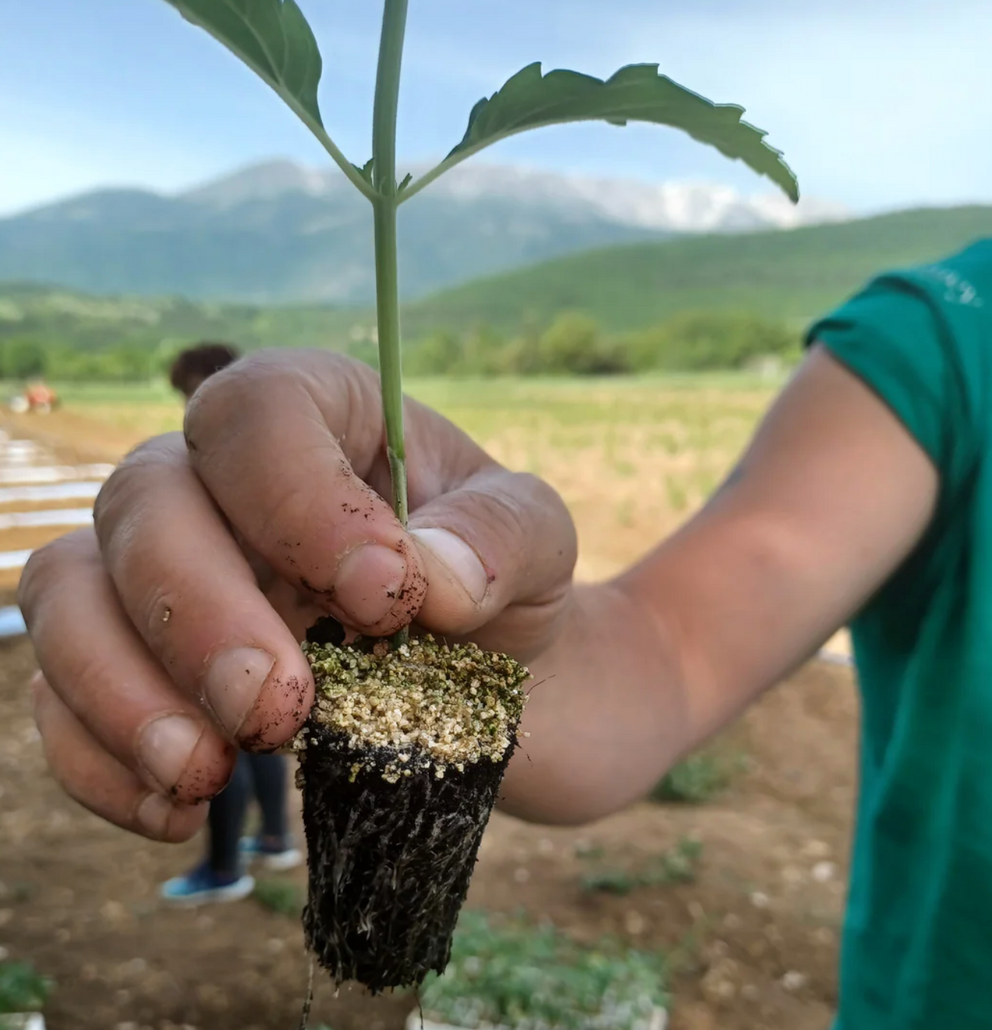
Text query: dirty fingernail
139 714 204 794
203 647 275 738
334 544 408 626
411 528 488 604
136 792 175 838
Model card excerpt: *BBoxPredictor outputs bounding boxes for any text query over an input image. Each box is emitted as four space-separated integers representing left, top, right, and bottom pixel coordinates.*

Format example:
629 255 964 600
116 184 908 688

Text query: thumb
408 468 576 637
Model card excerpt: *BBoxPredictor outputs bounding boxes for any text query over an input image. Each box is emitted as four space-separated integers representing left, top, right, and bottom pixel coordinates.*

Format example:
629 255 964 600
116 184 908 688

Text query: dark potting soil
296 620 529 993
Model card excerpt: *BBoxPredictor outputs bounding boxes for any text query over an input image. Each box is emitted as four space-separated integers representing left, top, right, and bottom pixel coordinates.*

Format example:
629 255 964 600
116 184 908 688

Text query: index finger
185 351 427 635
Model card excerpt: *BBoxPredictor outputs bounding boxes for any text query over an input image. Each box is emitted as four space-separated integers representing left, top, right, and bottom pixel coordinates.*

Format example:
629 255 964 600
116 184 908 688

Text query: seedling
253 877 305 918
418 910 668 1030
581 838 703 896
160 0 798 996
651 749 746 805
0 961 50 1017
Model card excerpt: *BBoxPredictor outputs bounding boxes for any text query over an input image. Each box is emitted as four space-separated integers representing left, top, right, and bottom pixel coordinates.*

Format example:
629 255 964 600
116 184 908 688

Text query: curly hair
169 342 241 399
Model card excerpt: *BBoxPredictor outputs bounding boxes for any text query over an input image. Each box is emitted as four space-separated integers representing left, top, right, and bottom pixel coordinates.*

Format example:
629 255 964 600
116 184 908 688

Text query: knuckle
184 352 281 445
19 530 95 619
93 435 184 539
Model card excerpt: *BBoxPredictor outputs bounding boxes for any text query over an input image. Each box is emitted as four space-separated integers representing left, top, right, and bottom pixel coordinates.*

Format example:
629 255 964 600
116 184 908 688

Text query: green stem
373 198 407 527
372 0 410 643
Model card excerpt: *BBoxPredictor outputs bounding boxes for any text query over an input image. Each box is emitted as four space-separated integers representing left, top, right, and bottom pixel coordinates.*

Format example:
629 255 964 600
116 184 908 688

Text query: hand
19 350 576 841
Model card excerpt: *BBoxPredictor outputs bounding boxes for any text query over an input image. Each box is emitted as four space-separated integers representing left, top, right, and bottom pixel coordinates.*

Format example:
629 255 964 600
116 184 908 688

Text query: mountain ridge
0 159 847 306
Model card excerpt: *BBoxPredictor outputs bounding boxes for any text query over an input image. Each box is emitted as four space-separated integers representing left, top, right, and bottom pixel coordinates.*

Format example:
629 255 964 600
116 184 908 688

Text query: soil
0 412 859 1030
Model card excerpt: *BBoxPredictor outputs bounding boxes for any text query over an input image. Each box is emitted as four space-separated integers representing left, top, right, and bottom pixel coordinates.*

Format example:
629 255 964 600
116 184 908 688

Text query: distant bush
627 311 799 372
535 312 632 375
0 338 48 379
405 310 798 378
0 307 799 383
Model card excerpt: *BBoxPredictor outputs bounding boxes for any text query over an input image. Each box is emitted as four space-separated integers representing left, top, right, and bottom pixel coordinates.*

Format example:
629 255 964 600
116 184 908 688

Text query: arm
500 344 938 824
19 345 936 839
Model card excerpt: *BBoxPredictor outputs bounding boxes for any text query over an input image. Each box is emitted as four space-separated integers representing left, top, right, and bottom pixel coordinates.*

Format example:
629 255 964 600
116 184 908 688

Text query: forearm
498 580 691 825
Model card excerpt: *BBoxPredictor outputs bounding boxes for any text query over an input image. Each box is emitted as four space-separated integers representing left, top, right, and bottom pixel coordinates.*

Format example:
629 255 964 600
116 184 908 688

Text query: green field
51 371 783 582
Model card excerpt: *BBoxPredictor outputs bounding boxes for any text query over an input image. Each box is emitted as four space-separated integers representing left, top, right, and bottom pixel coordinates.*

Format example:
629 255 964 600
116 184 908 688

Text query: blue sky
2 0 990 217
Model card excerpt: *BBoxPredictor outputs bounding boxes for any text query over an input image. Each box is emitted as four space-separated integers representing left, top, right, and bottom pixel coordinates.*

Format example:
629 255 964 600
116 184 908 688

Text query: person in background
167 342 241 401
161 342 301 905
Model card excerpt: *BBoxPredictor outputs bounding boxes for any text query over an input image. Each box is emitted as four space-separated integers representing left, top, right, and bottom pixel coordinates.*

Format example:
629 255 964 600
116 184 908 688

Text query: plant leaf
404 62 798 204
355 157 375 183
161 0 376 199
163 0 324 123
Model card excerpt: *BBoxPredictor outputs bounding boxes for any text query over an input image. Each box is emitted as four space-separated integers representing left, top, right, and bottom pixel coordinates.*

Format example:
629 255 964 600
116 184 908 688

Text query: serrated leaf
163 0 324 124
407 62 798 203
397 172 413 192
161 0 375 198
354 157 375 183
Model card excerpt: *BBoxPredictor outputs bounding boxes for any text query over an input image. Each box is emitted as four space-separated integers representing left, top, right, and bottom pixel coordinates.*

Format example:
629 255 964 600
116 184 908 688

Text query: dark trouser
208 752 289 876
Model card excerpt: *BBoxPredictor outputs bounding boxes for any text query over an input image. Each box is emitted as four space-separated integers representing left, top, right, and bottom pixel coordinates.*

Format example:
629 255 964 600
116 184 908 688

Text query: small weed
664 474 689 512
0 961 51 1015
253 879 304 918
420 910 667 1030
581 868 642 896
651 750 745 805
573 842 606 862
616 497 635 527
581 838 703 896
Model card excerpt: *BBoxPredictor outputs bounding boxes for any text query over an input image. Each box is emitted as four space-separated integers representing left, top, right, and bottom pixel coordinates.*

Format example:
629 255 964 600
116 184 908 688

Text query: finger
19 529 237 801
408 467 577 647
32 673 207 842
91 439 315 748
184 351 427 636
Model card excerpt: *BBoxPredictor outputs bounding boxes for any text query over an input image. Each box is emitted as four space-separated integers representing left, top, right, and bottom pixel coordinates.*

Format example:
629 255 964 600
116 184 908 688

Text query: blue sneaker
239 835 303 872
160 862 255 907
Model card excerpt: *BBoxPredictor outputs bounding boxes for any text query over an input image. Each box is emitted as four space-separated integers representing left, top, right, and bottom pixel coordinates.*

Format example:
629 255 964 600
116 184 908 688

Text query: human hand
19 350 576 841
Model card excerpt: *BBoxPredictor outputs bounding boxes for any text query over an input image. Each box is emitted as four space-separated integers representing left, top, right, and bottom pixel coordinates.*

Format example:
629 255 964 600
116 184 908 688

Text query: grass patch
0 961 50 1015
420 910 667 1030
651 749 745 805
581 838 703 897
252 878 304 918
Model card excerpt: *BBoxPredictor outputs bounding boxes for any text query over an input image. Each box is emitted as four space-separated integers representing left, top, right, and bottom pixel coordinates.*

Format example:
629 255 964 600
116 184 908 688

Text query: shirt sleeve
805 273 977 496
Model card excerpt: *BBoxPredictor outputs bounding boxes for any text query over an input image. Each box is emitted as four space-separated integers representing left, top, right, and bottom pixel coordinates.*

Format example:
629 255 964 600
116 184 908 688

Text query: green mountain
405 205 992 336
3 203 990 378
0 161 681 306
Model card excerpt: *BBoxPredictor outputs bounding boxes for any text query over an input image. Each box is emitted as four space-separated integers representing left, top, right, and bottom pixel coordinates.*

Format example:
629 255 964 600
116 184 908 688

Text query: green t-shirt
806 239 992 1029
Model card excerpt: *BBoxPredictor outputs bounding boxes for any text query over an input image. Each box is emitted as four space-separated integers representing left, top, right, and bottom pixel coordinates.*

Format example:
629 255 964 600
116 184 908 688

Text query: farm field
0 373 857 1030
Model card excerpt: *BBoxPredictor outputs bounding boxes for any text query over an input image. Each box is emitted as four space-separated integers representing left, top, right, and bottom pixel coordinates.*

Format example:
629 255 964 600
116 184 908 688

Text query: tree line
402 310 800 376
0 310 798 383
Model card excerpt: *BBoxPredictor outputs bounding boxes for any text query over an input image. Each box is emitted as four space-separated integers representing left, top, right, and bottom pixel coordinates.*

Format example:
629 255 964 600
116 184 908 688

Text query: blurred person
160 342 301 906
18 238 992 1026
23 381 58 414
167 342 241 401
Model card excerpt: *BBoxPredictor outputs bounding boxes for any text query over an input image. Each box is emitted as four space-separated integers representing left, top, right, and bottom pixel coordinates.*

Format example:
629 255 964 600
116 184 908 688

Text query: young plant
581 838 704 896
161 0 798 996
418 910 668 1030
0 961 51 1016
